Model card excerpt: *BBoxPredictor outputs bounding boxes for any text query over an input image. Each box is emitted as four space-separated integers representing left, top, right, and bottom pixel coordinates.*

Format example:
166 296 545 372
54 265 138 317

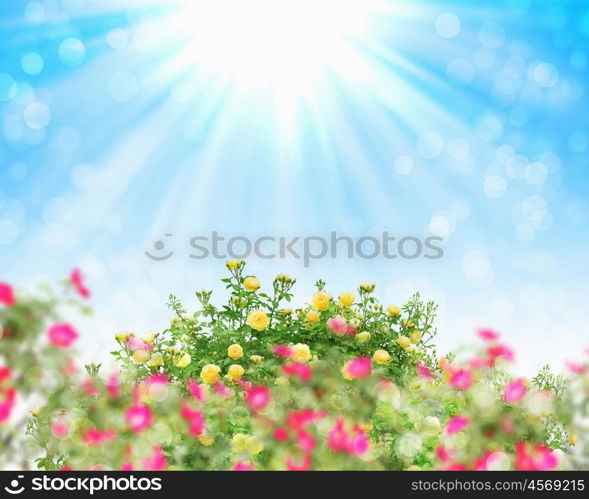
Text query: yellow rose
148 352 164 367
402 319 415 329
291 343 312 363
397 336 411 348
142 331 157 346
356 331 371 343
386 305 401 316
198 435 214 446
247 310 269 331
231 433 249 453
341 362 354 381
311 291 331 311
373 349 391 364
246 436 263 455
406 345 419 354
174 352 191 368
250 355 264 364
243 276 260 291
439 357 452 372
31 406 43 417
409 330 422 344
226 259 245 270
115 331 132 343
338 292 355 307
228 364 245 380
349 318 361 329
133 349 150 364
275 273 295 284
228 343 244 360
274 376 290 386
306 310 320 323
200 364 221 384
230 296 246 307
359 283 375 293
358 421 373 432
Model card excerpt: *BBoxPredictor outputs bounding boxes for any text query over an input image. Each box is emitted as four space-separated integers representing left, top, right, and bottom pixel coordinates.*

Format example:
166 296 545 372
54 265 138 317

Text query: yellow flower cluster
132 350 150 364
274 273 295 284
291 343 312 363
142 331 156 345
306 310 320 323
231 433 263 455
386 304 401 316
227 364 245 381
148 352 164 367
226 259 245 270
356 331 371 343
198 435 214 446
338 292 355 307
409 330 422 344
228 344 244 360
243 276 260 291
175 352 191 368
373 349 391 364
341 361 354 381
200 364 221 384
312 291 331 311
115 331 132 343
247 310 270 331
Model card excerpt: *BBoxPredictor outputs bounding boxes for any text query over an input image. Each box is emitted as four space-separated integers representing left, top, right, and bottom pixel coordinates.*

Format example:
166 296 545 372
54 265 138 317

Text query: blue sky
1 0 589 372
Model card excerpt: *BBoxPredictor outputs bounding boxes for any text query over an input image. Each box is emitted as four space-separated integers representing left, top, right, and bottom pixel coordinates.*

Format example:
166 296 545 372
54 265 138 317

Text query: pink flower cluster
283 362 313 382
268 409 328 471
327 316 356 336
515 443 559 471
345 357 372 379
82 428 116 445
0 367 16 423
0 282 15 307
70 269 90 300
328 419 370 456
125 405 153 433
48 323 79 349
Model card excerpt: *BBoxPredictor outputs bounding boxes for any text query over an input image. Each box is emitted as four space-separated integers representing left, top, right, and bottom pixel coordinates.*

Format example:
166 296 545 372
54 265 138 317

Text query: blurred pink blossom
245 386 271 411
504 379 527 404
445 415 470 435
70 269 90 299
125 405 153 433
47 323 79 349
477 328 500 341
449 369 473 390
0 282 15 307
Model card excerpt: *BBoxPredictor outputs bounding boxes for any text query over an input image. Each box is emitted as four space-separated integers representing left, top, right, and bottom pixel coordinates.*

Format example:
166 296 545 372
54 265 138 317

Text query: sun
165 0 388 87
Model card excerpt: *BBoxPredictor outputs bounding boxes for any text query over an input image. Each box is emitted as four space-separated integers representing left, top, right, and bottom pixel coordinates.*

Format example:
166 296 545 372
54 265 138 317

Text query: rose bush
2 262 589 470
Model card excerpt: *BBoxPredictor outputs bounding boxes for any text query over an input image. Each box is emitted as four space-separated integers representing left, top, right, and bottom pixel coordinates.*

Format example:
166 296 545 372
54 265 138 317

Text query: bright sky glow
170 0 384 82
